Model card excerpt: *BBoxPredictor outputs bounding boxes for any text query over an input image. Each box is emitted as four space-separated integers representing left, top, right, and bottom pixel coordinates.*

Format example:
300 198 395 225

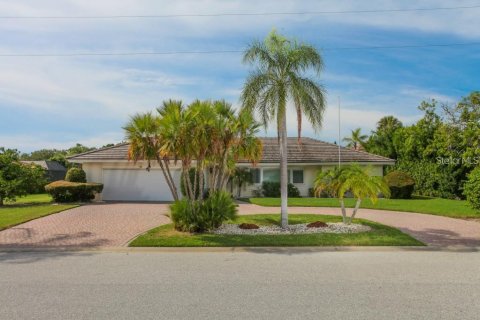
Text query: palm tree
241 30 326 228
231 167 253 198
377 116 402 132
157 99 262 200
123 112 179 200
343 128 368 150
314 164 390 224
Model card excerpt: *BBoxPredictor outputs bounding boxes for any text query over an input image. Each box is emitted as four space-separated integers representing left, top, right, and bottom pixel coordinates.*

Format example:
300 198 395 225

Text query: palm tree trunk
163 159 179 200
279 111 288 228
339 199 347 224
156 157 178 201
350 199 362 224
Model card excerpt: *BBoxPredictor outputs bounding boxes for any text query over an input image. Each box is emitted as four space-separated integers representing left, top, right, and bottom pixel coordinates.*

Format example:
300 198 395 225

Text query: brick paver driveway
0 203 170 249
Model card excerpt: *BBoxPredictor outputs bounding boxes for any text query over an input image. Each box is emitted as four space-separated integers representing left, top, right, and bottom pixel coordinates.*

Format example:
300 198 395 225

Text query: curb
1 245 479 254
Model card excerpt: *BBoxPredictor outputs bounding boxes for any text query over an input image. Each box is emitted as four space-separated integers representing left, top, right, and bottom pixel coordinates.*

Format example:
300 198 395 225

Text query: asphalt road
1 249 479 320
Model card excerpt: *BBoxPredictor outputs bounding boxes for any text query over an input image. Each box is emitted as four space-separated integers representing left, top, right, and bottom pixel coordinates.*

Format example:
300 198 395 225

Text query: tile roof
68 138 394 164
20 160 67 171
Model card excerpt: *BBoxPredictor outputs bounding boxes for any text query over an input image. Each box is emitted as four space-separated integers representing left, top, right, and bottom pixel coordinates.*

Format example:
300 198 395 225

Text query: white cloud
0 132 123 152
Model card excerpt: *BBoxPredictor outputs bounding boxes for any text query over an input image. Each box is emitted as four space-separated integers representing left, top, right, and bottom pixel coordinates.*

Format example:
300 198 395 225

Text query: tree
67 144 96 156
314 164 390 224
367 116 403 159
343 128 368 151
241 30 326 228
157 99 262 200
0 148 46 205
123 111 179 200
231 167 253 198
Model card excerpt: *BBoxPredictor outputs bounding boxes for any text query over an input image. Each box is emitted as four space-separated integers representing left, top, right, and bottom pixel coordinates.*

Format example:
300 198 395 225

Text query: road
1 249 479 319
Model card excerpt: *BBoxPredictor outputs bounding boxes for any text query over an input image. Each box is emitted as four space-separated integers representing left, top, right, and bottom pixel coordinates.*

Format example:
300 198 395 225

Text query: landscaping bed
246 197 480 219
130 214 423 247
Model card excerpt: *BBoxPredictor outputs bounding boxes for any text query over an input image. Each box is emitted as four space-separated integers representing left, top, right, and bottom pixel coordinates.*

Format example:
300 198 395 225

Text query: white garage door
102 169 180 201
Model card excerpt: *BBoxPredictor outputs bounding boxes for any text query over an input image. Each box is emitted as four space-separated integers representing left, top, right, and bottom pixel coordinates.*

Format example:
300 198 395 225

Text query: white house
68 137 394 201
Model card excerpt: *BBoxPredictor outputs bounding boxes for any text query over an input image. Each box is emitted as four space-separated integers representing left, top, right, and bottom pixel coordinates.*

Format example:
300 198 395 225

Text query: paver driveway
1 203 479 248
0 203 170 248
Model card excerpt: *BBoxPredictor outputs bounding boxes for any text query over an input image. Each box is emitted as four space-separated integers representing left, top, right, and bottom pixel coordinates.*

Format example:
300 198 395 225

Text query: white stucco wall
81 161 386 200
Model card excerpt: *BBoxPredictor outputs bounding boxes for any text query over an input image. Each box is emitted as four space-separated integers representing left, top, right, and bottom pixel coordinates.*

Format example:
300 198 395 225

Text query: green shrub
288 183 301 198
262 181 281 197
384 170 415 199
65 167 87 183
261 181 301 197
464 167 480 211
45 180 103 202
170 191 237 232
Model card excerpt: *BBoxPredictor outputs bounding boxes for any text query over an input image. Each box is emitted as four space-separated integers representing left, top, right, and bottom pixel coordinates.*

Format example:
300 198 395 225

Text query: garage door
102 169 180 201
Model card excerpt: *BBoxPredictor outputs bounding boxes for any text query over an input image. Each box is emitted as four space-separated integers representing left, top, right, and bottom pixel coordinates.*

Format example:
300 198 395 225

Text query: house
68 137 394 201
20 160 67 182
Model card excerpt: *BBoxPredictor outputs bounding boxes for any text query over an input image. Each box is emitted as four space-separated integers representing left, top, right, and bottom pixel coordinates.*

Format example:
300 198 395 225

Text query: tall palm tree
241 30 326 228
123 112 179 200
314 164 390 224
343 128 368 150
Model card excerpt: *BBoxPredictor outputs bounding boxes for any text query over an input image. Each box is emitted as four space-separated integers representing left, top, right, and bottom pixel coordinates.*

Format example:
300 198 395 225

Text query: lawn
247 197 480 219
130 214 423 247
0 194 77 231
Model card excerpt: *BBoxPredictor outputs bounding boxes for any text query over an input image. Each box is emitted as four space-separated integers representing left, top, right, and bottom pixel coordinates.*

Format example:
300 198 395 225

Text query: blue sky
1 0 479 152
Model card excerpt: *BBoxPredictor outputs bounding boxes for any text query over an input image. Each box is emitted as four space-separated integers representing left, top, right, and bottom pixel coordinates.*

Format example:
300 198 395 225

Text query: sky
0 0 479 153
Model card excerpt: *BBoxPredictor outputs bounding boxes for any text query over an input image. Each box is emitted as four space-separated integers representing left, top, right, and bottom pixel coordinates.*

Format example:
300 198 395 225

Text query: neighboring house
20 160 67 182
68 137 394 202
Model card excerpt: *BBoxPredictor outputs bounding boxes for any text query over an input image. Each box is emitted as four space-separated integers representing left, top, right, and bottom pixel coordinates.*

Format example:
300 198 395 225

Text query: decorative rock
239 223 260 230
213 223 371 235
306 221 328 228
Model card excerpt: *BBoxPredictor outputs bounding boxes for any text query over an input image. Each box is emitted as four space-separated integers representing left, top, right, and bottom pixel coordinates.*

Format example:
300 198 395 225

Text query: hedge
464 167 480 211
261 181 301 198
65 167 87 183
45 180 103 203
384 170 415 199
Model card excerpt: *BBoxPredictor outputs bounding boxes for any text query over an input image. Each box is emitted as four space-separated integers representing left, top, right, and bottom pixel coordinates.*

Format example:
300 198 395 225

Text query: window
292 169 304 184
250 168 261 184
263 169 280 182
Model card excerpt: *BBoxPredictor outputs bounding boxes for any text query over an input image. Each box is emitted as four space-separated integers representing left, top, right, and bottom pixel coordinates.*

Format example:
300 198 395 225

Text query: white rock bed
213 223 371 235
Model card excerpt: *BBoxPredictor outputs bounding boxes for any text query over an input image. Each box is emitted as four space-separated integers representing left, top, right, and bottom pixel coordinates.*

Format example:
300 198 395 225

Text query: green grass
247 197 480 219
0 194 77 231
130 214 423 247
8 193 53 205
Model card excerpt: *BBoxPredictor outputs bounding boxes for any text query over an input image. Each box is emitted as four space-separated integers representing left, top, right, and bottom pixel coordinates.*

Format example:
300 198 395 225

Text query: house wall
81 161 385 200
234 163 384 197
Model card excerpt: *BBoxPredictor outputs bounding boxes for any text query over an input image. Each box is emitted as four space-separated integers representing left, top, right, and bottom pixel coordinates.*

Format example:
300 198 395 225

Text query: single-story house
68 137 394 202
20 160 67 182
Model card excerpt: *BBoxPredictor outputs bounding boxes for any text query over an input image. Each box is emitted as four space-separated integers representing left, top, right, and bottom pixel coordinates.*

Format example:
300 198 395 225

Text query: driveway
0 203 170 249
0 203 479 248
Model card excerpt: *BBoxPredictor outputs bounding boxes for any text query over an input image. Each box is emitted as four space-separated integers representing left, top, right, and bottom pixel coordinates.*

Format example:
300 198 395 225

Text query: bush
65 167 87 183
261 181 301 197
464 167 480 211
288 183 301 198
170 191 237 232
384 170 415 199
45 180 103 202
